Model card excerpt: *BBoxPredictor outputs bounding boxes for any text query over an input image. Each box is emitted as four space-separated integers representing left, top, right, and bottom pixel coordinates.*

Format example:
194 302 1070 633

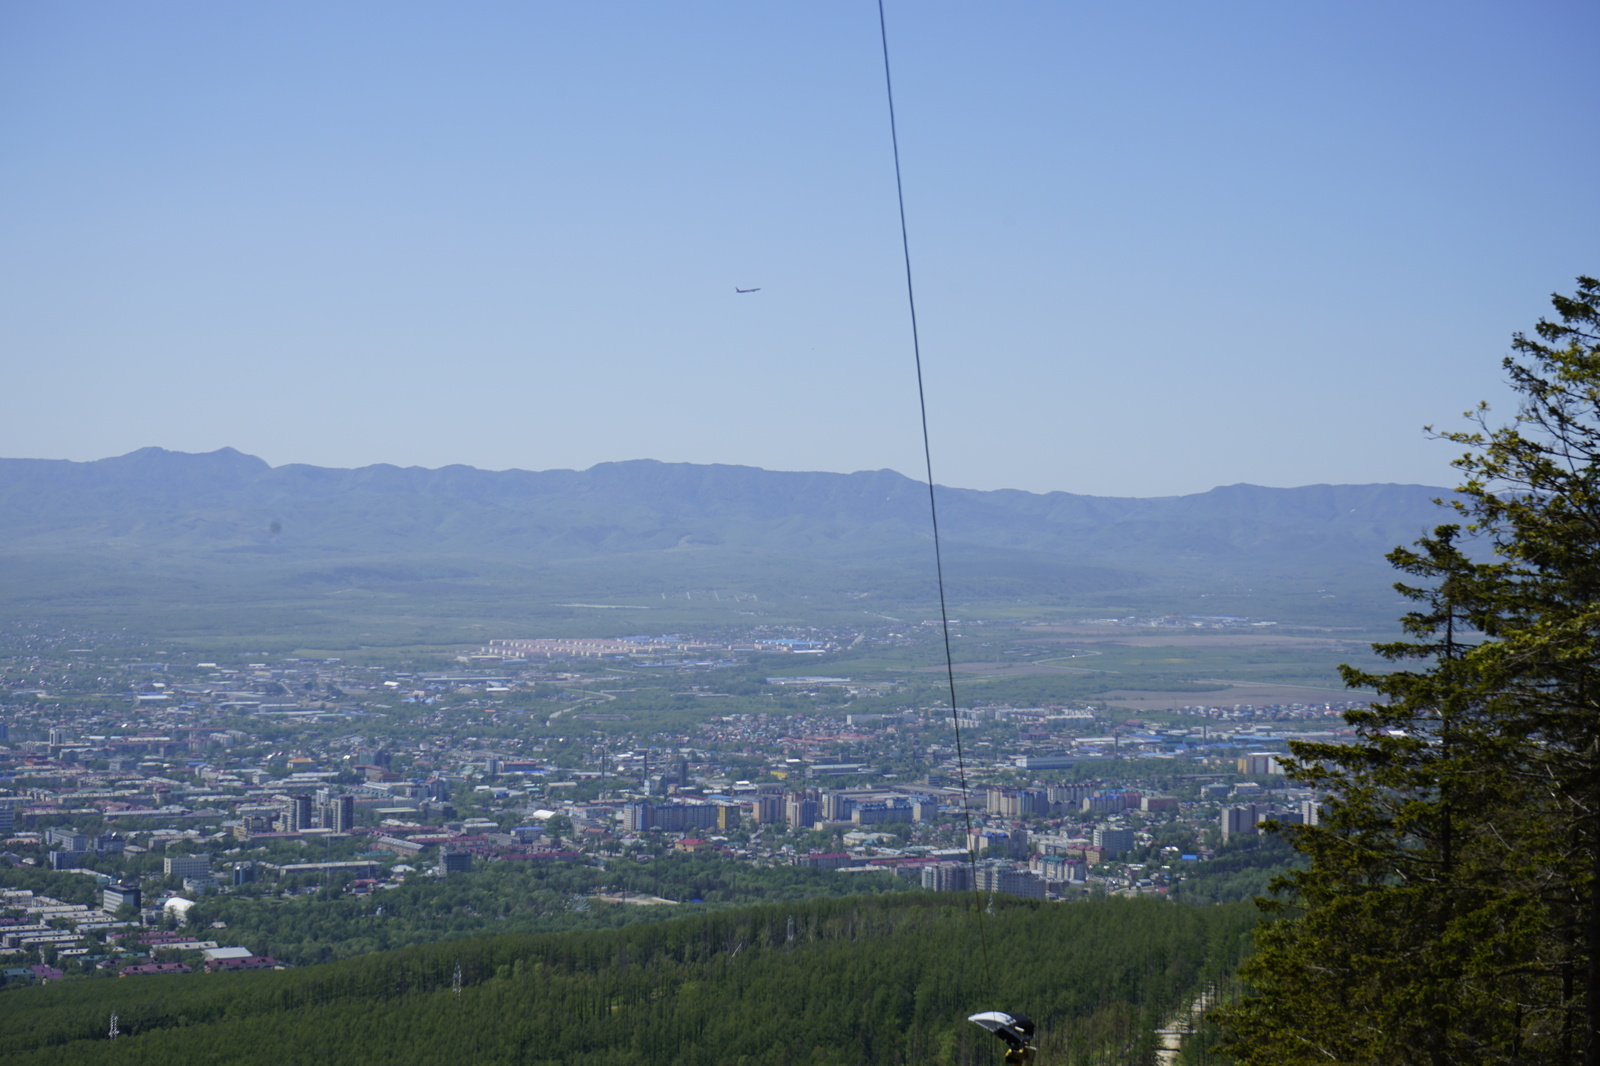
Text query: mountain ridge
0 448 1458 640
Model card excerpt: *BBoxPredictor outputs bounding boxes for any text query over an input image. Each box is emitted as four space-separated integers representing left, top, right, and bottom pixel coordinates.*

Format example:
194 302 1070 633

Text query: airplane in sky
735 287 761 293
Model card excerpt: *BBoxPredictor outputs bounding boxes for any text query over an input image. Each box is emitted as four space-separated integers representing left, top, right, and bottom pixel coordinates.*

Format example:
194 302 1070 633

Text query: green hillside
0 894 1255 1066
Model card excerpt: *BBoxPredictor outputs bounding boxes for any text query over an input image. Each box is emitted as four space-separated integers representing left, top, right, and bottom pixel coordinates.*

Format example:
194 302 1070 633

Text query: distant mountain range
0 448 1459 643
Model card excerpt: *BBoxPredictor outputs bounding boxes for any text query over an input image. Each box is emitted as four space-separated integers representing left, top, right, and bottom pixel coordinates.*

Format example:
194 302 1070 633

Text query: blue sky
2 1 1595 497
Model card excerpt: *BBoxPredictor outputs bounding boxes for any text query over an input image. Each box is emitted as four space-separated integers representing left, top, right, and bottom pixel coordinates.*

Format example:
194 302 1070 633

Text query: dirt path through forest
1154 986 1215 1066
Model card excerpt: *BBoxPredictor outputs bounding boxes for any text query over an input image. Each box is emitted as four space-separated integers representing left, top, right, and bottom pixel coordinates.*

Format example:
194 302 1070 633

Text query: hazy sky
3 2 1596 497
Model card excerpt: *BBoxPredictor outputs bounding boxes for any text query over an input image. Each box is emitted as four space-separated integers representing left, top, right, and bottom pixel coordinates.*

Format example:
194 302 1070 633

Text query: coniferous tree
1214 277 1600 1065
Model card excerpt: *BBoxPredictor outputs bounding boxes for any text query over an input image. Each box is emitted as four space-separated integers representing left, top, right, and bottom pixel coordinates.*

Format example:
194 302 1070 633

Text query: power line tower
108 1013 119 1040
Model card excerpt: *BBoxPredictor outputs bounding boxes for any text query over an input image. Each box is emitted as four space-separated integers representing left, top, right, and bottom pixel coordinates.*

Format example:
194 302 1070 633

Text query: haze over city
3 2 1597 497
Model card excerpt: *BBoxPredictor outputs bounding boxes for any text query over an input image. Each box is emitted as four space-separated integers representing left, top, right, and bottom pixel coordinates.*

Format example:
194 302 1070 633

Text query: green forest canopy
0 893 1255 1066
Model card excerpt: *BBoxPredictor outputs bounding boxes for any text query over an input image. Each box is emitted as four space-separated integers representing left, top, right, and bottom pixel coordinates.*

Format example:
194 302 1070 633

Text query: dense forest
0 893 1255 1066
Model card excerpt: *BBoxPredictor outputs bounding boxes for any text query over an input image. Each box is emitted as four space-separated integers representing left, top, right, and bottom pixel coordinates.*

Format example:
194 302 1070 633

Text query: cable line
874 0 993 996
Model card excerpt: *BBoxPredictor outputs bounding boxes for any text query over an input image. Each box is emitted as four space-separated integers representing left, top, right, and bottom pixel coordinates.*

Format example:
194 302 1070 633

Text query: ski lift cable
875 0 993 996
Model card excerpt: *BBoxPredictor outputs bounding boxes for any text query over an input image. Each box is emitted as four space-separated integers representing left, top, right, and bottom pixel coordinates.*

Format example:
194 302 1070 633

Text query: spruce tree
1213 277 1600 1065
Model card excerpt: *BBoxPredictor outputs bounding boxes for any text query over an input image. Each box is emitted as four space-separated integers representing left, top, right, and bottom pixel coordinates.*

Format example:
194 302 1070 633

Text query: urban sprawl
0 622 1361 986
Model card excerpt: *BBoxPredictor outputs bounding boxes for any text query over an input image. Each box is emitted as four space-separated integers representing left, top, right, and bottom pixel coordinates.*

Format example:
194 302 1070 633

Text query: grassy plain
794 622 1385 711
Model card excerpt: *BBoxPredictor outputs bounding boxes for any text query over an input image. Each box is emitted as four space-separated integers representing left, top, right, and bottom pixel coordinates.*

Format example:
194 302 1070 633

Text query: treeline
185 853 908 966
0 893 1256 1065
0 864 101 908
1168 836 1300 906
1211 279 1600 1063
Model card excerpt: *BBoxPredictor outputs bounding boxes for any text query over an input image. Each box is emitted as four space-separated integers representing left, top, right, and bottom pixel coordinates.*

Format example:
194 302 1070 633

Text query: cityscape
2 0 1592 1058
1 621 1356 985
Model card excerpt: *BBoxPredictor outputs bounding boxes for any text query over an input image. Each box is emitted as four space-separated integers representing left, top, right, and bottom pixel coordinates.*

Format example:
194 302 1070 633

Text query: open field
1092 680 1362 711
886 622 1388 710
